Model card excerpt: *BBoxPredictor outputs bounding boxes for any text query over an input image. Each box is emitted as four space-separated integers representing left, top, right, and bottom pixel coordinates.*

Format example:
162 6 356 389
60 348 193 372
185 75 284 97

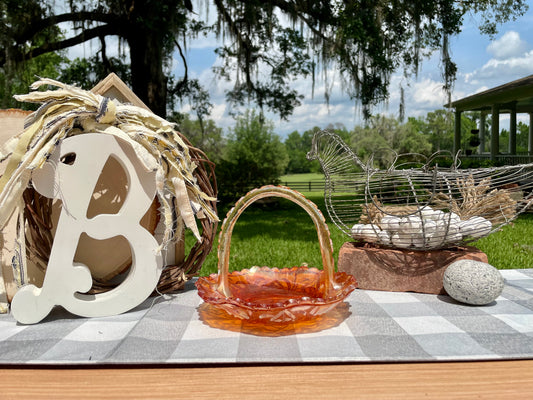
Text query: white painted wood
10 133 163 324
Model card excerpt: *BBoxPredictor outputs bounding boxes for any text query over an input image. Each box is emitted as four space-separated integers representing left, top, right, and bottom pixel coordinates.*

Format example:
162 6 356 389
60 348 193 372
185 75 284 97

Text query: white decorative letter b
11 134 163 324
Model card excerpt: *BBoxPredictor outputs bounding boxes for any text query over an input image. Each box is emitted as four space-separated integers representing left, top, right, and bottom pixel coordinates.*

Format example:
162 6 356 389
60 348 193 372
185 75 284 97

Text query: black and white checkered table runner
0 269 532 365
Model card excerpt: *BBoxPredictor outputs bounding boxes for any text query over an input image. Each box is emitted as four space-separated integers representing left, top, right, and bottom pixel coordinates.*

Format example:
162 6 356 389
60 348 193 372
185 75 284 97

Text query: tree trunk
127 30 167 118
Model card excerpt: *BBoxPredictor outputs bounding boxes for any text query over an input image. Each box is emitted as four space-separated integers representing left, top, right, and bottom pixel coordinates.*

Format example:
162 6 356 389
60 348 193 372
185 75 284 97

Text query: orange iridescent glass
197 301 352 337
196 186 357 325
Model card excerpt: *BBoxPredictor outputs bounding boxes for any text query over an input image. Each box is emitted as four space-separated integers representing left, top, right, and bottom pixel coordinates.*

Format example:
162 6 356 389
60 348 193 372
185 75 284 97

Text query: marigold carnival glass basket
196 186 357 323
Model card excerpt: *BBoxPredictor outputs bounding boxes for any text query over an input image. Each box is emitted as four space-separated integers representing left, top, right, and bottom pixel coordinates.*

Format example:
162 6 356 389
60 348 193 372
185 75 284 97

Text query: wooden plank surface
1 360 533 399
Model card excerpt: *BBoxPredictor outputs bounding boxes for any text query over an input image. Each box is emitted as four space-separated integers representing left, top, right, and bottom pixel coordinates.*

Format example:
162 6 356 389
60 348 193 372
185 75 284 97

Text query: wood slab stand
338 242 488 294
2 361 533 400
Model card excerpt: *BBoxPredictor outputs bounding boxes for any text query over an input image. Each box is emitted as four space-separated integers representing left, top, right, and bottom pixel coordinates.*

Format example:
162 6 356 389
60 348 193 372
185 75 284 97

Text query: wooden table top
1 360 533 399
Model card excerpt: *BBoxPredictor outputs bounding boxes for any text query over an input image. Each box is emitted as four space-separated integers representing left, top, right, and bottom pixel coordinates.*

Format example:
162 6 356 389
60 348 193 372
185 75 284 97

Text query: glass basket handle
216 185 336 297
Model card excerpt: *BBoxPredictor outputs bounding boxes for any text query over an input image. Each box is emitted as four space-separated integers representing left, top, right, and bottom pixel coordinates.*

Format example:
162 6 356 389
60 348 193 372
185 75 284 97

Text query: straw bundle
432 175 516 225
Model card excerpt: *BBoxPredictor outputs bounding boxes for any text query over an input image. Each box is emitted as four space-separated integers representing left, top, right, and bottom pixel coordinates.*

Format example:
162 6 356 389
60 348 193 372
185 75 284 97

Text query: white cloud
481 50 533 77
487 31 528 60
411 79 447 108
461 49 533 87
179 104 192 114
210 103 227 121
458 31 533 96
271 101 357 135
474 86 489 94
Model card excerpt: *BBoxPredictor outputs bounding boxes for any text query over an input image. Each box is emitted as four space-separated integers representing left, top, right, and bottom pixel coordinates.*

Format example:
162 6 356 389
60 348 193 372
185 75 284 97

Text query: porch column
509 103 517 155
491 104 500 161
529 113 533 155
454 109 462 155
479 113 486 154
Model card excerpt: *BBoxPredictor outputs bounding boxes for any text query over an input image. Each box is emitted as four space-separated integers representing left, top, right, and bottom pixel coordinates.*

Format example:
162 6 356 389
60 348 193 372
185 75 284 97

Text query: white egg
399 215 422 235
449 212 461 224
423 208 446 221
391 232 412 248
425 232 444 247
380 215 401 231
434 211 443 219
431 219 461 245
443 223 460 240
407 215 422 224
472 219 492 238
436 218 459 232
350 223 365 239
458 219 475 236
422 219 437 234
459 216 492 239
351 223 381 243
447 222 460 234
420 206 439 220
378 229 392 245
445 232 463 243
411 233 426 248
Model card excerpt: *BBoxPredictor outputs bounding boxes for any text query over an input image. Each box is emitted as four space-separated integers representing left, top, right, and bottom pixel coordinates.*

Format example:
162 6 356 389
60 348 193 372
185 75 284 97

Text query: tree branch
19 24 123 61
268 0 332 41
13 11 120 44
99 35 111 73
169 39 189 96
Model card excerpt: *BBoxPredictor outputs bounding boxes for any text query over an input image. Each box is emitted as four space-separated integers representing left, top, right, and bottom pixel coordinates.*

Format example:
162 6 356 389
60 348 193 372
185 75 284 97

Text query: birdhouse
0 75 218 322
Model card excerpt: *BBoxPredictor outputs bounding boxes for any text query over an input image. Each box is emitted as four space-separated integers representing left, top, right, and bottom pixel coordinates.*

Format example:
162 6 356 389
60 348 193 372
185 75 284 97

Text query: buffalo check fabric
0 269 532 365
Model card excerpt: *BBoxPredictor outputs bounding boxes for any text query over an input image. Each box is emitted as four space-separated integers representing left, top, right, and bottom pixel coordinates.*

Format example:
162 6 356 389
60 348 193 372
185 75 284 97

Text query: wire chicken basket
307 130 533 251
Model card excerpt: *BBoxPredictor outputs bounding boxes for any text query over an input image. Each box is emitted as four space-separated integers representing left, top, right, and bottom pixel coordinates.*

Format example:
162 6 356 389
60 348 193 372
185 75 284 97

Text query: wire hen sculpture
307 130 533 251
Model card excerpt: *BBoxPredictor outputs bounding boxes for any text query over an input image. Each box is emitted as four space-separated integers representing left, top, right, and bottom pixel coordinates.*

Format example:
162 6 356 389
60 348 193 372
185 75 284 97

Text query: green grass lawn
475 214 533 269
192 179 533 276
194 191 347 276
280 173 324 182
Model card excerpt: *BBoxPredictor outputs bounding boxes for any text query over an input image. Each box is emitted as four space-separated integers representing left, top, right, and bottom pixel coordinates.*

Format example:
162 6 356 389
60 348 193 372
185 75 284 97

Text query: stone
338 242 488 294
443 260 504 305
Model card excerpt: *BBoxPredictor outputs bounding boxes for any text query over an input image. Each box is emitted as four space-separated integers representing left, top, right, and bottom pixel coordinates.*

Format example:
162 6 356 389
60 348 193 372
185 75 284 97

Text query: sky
67 1 533 138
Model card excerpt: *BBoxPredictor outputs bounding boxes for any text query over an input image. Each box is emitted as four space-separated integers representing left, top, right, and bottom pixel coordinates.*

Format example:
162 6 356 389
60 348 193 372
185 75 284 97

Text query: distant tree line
173 108 531 206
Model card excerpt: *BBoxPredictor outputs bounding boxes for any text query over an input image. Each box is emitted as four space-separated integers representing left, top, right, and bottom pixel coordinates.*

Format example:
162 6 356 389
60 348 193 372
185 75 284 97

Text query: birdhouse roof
91 73 150 111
